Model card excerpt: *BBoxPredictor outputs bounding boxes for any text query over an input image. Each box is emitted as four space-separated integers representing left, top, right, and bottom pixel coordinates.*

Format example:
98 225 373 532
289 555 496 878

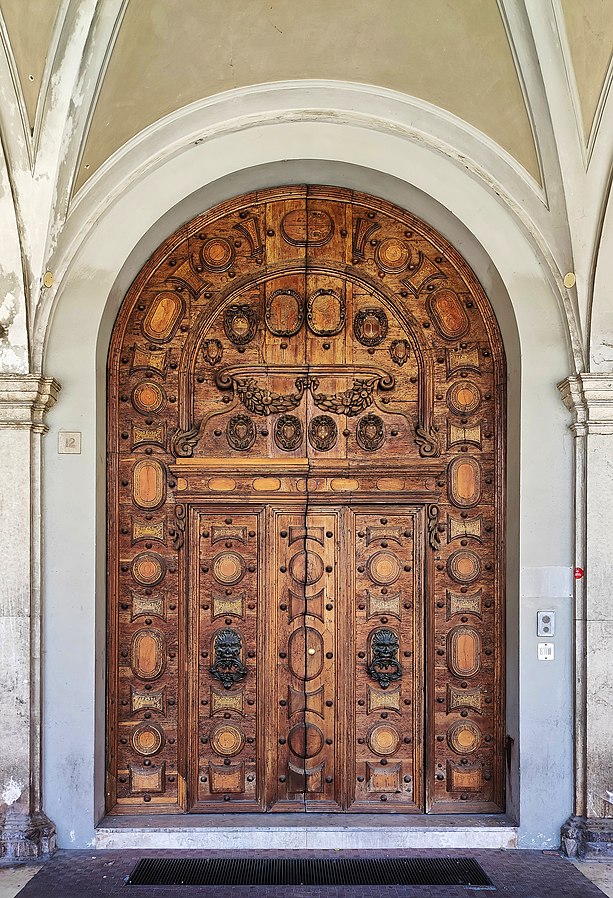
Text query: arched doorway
106 185 505 814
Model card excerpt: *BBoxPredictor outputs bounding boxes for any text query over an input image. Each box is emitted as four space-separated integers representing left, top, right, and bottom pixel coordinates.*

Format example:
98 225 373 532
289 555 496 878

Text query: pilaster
0 375 60 860
559 374 613 858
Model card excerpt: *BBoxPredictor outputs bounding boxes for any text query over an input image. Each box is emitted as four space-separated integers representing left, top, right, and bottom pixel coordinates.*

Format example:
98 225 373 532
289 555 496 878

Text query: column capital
558 373 613 434
0 375 61 431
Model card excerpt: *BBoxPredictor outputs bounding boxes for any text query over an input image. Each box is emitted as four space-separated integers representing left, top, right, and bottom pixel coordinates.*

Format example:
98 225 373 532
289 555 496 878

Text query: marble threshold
96 813 518 850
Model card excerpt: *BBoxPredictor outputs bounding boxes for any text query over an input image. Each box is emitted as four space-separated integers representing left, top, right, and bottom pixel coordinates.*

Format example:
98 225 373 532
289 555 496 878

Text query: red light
574 567 584 580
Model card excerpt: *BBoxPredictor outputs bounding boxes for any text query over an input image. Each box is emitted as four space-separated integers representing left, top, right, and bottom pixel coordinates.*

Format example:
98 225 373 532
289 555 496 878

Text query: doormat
127 856 494 887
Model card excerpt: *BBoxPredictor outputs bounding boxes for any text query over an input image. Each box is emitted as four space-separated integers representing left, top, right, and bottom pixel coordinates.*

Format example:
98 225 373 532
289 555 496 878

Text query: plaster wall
41 122 573 849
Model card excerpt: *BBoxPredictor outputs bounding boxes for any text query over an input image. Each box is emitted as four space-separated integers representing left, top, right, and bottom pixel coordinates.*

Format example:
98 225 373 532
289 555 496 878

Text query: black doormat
127 856 494 887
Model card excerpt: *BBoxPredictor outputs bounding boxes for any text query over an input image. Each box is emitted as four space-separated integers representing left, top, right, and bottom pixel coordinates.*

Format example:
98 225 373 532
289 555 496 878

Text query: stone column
560 374 613 858
0 375 60 860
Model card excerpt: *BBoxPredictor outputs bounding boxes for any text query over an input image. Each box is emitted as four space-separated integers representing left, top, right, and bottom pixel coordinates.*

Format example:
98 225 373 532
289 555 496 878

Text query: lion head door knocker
209 628 247 689
367 628 402 689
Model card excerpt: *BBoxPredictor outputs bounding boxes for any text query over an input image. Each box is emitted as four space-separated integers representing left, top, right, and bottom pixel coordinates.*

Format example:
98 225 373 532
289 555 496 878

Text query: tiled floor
0 849 612 898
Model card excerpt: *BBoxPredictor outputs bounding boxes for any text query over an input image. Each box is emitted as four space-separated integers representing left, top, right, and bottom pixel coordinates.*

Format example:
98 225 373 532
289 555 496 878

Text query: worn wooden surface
107 186 505 814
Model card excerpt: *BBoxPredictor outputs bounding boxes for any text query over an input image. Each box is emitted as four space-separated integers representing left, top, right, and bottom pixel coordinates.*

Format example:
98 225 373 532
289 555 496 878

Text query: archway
106 186 505 814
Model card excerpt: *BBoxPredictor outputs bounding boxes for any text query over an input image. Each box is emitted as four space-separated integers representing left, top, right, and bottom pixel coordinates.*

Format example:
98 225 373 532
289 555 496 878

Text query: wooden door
107 186 506 815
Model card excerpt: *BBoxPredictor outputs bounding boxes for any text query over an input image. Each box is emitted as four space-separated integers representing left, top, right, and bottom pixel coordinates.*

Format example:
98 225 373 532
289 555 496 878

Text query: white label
58 432 81 454
537 642 555 661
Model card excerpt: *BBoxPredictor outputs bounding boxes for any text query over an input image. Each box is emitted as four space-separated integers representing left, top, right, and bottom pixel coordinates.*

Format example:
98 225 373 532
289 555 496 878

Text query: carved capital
558 374 613 435
0 375 61 432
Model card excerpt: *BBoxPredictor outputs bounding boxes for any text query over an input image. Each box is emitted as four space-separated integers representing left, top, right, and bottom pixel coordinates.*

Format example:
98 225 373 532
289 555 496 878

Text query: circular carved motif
375 237 411 272
227 414 256 451
367 551 402 586
223 304 258 344
132 552 165 586
201 237 234 271
288 722 324 759
356 414 385 451
210 723 245 757
131 723 164 756
308 415 337 451
212 552 246 586
447 381 481 415
274 414 303 451
367 723 400 756
280 208 334 246
447 550 481 584
289 550 324 586
132 381 165 414
447 721 482 754
354 308 388 346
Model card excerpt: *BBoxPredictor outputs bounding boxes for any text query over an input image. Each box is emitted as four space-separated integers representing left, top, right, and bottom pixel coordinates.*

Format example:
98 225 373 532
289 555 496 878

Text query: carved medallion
426 289 469 340
367 723 400 756
447 721 482 754
280 208 334 246
356 413 385 451
447 626 481 678
131 723 164 756
212 551 246 586
210 723 245 757
132 381 165 414
131 628 165 680
202 338 223 366
374 237 411 272
308 414 337 451
307 289 345 335
354 308 388 346
201 236 235 271
367 551 401 586
224 304 258 344
447 380 481 415
132 552 165 586
288 723 324 759
265 289 304 336
447 550 481 584
289 550 324 586
274 414 303 451
227 414 256 451
389 339 410 366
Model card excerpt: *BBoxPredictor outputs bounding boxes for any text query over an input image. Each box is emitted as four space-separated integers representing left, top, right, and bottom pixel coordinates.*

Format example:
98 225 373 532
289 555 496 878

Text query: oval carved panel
131 723 164 756
308 415 337 451
227 414 256 451
307 288 345 335
265 289 303 336
274 414 303 451
426 289 469 339
288 627 324 681
132 459 165 510
142 292 183 342
447 626 482 678
356 414 385 451
280 208 334 245
448 457 481 508
131 628 165 680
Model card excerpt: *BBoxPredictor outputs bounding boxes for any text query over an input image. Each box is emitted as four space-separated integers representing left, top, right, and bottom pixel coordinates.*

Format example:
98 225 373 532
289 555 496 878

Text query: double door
191 503 424 811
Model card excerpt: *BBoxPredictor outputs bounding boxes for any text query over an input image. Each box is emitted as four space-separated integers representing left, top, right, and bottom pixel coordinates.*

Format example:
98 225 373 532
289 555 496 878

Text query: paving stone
11 848 608 898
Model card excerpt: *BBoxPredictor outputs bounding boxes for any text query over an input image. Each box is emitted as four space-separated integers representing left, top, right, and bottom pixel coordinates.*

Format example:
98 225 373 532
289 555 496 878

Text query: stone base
561 816 613 859
0 811 56 862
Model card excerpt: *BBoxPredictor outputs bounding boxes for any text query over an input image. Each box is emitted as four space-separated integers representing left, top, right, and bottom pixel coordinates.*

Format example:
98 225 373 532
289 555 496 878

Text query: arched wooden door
107 186 505 814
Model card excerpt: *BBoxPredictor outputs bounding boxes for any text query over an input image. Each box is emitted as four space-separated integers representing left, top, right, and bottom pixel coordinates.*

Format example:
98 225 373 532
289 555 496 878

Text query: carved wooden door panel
107 186 505 815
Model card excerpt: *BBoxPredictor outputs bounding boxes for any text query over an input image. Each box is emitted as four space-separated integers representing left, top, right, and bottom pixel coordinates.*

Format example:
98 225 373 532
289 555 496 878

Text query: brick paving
11 848 607 897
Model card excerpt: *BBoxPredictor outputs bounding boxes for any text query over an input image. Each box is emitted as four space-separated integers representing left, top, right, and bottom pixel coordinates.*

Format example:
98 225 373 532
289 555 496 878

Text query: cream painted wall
42 119 573 848
74 0 539 189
